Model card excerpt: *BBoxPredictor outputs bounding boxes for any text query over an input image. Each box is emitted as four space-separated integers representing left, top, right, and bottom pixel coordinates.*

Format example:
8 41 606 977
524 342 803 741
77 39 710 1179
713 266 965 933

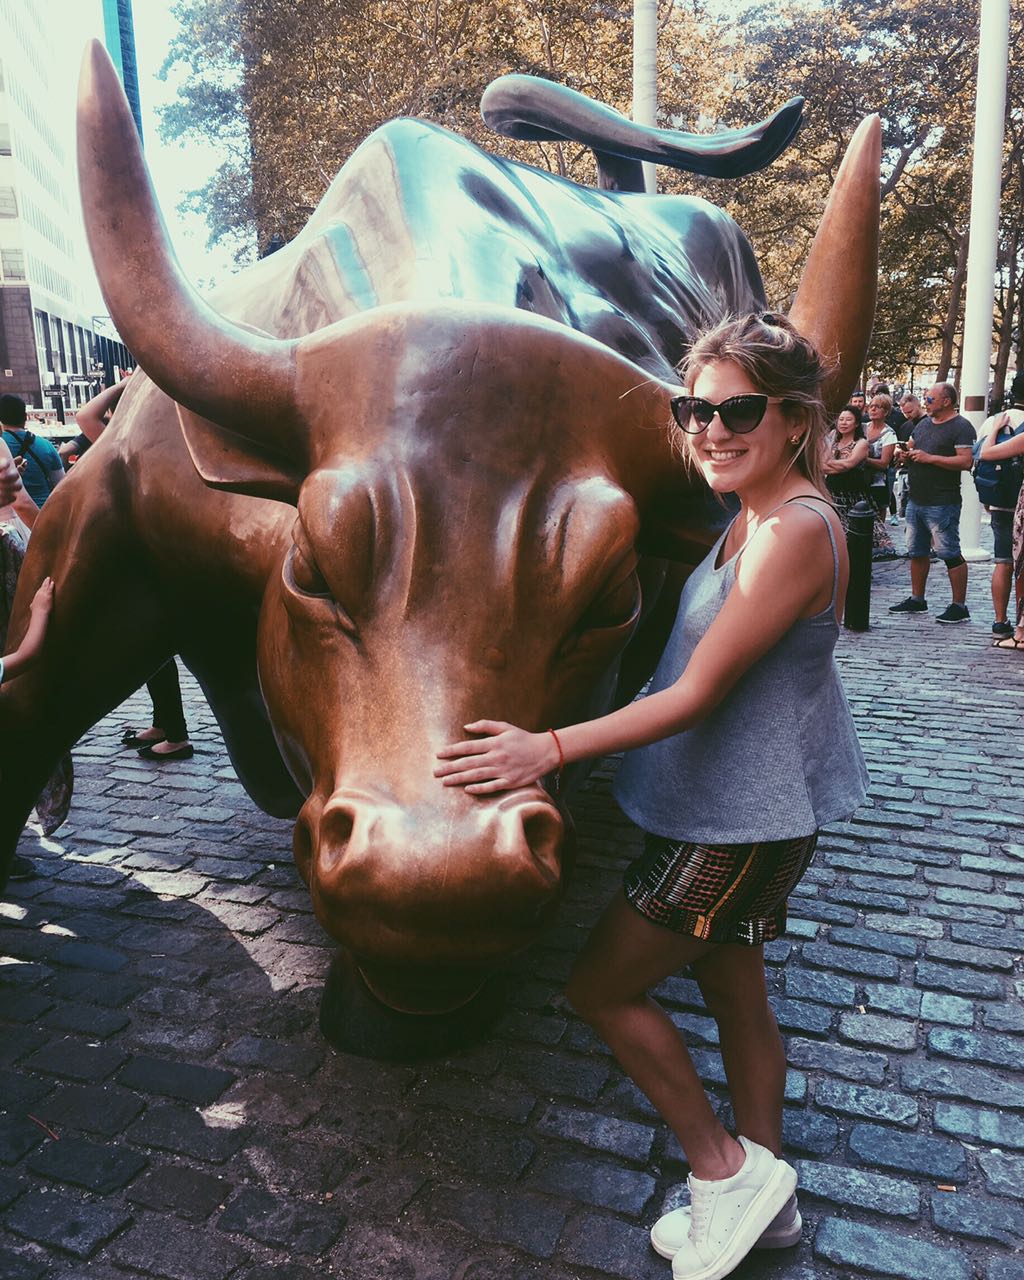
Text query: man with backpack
974 372 1024 637
0 395 64 508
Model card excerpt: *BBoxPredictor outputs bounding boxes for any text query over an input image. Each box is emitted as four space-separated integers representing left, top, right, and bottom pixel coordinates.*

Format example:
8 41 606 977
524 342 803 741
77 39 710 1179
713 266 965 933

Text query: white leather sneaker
668 1136 798 1280
650 1192 802 1258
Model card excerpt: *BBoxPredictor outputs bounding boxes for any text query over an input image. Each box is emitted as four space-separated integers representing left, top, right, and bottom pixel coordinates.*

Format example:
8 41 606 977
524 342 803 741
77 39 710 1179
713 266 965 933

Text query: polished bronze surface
0 43 879 1029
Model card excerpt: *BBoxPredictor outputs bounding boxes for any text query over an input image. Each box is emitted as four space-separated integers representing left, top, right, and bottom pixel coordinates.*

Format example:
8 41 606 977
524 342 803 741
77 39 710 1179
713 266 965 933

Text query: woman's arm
1 578 54 681
865 442 895 471
436 506 837 793
979 431 1024 461
824 439 868 474
76 375 130 443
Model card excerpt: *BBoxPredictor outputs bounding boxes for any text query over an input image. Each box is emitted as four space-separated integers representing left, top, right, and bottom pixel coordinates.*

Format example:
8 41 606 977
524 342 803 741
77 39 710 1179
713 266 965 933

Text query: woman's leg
691 945 785 1154
146 658 189 744
566 891 743 1181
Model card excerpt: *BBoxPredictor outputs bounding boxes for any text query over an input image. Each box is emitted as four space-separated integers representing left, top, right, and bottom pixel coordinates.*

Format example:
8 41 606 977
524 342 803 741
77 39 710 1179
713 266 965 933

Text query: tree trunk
937 230 970 382
993 235 1019 405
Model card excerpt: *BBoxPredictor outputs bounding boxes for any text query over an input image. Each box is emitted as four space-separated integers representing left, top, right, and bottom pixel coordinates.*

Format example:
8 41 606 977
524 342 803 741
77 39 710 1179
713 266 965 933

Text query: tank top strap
732 494 840 609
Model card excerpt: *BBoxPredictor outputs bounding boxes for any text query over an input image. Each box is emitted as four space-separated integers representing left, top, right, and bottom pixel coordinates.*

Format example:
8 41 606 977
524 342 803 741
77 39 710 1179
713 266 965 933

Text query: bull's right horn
77 41 297 445
790 114 881 414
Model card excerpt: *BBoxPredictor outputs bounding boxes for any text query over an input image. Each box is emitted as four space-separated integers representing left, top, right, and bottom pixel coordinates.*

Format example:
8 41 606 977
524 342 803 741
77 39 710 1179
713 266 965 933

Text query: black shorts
624 831 819 946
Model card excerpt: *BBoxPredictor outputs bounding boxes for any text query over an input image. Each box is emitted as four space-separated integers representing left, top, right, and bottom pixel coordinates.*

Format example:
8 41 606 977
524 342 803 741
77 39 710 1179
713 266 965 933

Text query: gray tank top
614 498 869 842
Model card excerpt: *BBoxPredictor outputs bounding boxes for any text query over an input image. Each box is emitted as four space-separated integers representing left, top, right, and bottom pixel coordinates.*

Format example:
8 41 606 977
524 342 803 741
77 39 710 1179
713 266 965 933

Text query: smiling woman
436 312 868 1280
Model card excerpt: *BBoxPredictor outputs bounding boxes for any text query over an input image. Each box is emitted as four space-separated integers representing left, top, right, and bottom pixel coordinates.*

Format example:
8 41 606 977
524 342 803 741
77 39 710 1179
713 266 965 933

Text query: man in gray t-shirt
889 381 976 624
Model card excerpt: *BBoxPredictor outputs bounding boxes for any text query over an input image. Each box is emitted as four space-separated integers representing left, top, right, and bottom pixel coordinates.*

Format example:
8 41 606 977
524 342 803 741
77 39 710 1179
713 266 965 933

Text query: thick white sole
670 1161 798 1280
651 1203 801 1260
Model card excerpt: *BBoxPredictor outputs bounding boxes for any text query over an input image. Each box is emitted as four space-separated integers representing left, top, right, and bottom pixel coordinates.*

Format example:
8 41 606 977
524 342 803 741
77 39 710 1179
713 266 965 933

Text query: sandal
137 741 195 761
122 727 166 748
991 636 1024 650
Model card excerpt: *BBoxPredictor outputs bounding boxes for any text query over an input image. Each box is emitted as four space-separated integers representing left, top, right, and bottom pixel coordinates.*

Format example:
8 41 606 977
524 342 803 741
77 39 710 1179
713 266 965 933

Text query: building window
0 123 11 156
0 186 17 218
1 248 25 280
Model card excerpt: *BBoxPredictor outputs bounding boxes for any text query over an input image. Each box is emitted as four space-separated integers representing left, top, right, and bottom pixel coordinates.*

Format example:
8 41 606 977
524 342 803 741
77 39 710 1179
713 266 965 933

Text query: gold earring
790 435 802 445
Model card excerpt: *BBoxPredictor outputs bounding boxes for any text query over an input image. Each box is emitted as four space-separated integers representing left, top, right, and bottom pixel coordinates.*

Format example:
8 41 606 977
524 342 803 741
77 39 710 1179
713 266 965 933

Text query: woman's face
836 410 859 436
687 359 795 495
867 399 888 423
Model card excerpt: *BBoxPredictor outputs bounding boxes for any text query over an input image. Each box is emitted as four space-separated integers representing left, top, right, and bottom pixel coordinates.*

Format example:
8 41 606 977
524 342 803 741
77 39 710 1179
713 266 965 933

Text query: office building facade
0 0 132 421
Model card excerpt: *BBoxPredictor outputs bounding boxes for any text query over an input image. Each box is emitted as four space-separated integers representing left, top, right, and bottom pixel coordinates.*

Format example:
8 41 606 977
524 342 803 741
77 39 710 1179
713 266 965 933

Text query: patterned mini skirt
624 830 819 946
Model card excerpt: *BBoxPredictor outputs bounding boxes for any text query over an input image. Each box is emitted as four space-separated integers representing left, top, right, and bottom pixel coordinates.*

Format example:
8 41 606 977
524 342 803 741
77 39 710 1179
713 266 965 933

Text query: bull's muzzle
295 786 567 1006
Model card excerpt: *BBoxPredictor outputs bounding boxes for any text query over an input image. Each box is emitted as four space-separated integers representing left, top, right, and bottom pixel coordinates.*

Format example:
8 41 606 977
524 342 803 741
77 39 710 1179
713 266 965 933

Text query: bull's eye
285 544 331 598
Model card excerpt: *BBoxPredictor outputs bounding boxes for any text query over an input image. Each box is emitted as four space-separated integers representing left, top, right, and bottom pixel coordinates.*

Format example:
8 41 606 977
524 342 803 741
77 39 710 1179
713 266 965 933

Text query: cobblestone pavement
2 546 1023 1280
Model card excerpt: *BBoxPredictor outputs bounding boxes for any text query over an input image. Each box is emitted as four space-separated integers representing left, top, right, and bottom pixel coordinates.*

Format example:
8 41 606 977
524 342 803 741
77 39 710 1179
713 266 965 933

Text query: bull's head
77 43 878 1013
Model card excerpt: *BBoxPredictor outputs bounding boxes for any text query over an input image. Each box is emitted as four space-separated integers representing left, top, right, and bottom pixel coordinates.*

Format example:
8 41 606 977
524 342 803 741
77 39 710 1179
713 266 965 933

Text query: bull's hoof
319 950 506 1061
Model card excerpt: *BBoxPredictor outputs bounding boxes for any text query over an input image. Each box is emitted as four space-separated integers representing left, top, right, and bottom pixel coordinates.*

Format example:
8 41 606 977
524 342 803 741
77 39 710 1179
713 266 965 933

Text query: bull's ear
177 406 305 504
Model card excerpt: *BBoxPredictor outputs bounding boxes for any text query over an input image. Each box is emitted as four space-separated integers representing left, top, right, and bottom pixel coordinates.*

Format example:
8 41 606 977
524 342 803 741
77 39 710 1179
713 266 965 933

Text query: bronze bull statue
1 43 879 1054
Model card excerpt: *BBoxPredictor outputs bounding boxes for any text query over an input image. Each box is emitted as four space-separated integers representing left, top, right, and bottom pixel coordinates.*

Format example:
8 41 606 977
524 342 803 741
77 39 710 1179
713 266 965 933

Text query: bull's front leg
0 483 184 888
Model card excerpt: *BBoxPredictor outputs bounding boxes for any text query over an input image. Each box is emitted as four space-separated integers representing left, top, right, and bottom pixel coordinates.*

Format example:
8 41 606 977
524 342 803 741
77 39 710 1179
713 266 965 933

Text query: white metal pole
958 0 1009 561
633 0 658 193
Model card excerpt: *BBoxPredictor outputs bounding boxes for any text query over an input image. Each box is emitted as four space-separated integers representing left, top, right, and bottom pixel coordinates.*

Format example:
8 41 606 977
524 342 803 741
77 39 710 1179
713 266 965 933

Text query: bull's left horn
790 114 881 414
77 40 297 441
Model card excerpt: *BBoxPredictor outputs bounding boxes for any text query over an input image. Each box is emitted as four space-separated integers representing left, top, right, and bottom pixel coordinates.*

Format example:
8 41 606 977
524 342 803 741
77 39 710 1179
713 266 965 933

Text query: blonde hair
676 313 832 493
870 392 893 414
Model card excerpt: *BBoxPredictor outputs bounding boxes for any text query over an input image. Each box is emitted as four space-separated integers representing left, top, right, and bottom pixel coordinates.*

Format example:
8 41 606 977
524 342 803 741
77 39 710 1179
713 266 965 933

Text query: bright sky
132 2 242 289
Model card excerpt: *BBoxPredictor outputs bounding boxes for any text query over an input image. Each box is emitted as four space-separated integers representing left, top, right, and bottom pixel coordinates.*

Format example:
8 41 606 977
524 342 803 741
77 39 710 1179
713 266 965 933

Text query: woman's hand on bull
435 720 559 794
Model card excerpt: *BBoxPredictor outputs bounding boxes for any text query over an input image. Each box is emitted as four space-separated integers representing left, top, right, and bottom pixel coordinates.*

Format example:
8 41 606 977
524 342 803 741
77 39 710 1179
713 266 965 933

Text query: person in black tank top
437 315 867 1280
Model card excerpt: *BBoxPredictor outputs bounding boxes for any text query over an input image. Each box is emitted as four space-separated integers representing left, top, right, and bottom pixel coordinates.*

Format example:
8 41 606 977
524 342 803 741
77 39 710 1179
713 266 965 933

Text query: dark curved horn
77 40 297 441
481 74 803 190
790 114 881 415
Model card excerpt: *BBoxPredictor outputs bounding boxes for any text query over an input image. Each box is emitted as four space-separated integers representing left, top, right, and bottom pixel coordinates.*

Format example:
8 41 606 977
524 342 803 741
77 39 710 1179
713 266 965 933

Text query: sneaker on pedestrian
7 855 35 882
669 1136 798 1280
889 596 928 614
936 603 970 624
993 620 1013 637
651 1192 801 1258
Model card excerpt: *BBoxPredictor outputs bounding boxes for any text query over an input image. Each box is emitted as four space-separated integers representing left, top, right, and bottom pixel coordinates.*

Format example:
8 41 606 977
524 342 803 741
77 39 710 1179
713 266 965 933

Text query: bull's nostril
521 806 564 888
319 802 356 872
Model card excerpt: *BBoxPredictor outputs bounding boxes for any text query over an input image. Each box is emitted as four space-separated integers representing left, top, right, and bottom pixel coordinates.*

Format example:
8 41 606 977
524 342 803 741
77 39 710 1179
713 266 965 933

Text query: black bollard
844 500 874 630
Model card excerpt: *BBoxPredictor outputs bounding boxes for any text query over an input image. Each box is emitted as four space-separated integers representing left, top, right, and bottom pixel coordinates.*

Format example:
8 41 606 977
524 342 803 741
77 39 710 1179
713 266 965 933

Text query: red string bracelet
547 728 564 793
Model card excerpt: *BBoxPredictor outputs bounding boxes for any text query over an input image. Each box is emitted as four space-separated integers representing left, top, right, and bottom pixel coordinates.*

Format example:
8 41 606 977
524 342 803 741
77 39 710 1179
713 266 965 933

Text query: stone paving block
26 1136 148 1195
901 1061 1024 1114
785 1037 887 1084
526 1154 656 1216
0 993 54 1024
47 971 147 1008
978 1150 1024 1200
0 1028 47 1066
204 1074 324 1129
838 1011 917 1051
815 1080 918 1128
828 886 910 912
127 1163 232 1221
784 970 855 1007
769 997 833 1036
0 1118 42 1166
5 1187 133 1259
427 1185 566 1259
0 1070 51 1112
986 1259 1024 1280
848 1123 968 1181
919 991 974 1027
915 960 1003 998
951 921 1024 951
536 1103 655 1162
829 926 919 957
928 1027 1021 1070
41 1003 130 1039
925 940 1016 971
931 1188 1024 1245
561 1212 667 1279
796 1160 919 1217
500 1047 609 1103
0 1171 24 1210
0 1245 46 1280
802 942 900 980
417 1075 535 1125
408 1114 535 1181
328 1159 429 1220
217 1185 345 1254
118 1056 235 1106
218 1033 322 1077
984 1003 1024 1033
127 1104 252 1164
864 983 921 1019
21 1038 128 1083
781 1109 839 1156
111 1214 246 1280
814 1215 971 1280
